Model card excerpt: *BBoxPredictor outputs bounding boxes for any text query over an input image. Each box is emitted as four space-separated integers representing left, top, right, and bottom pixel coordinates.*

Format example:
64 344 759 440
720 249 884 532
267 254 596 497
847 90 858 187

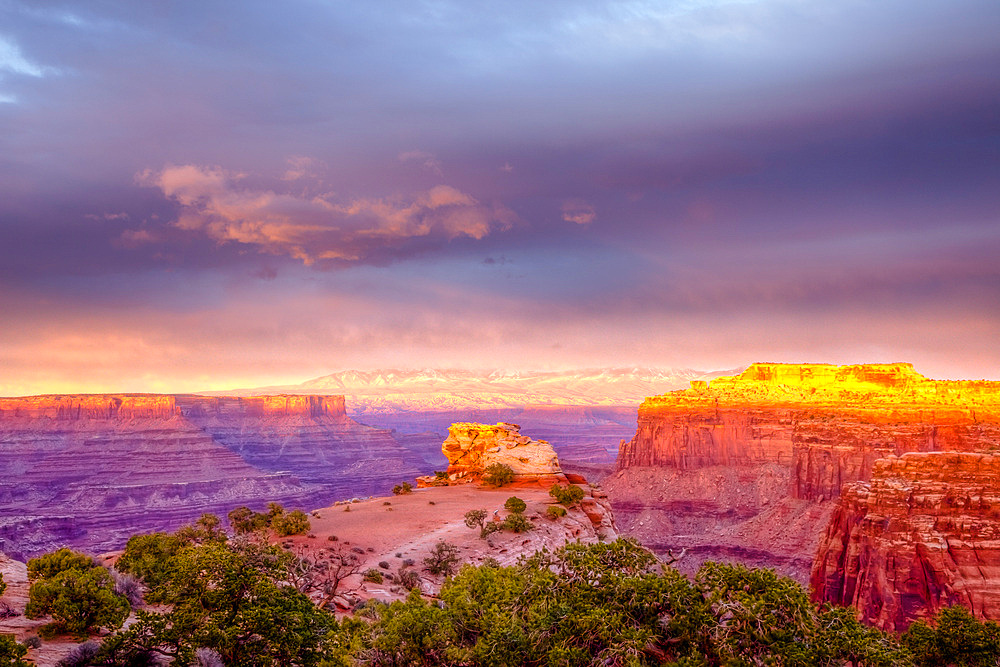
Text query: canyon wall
811 452 1000 632
605 363 1000 582
0 394 424 560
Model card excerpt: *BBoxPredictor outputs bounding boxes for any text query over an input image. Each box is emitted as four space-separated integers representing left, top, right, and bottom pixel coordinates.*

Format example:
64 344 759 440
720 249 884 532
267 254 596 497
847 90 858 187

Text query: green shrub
501 513 532 533
26 549 95 581
392 482 413 495
549 483 585 506
25 566 129 636
363 569 384 584
397 568 421 591
423 542 461 576
115 532 185 599
482 463 515 487
546 505 567 519
504 496 527 514
0 633 29 667
464 509 488 530
0 573 5 597
272 509 311 536
434 470 449 480
228 505 269 534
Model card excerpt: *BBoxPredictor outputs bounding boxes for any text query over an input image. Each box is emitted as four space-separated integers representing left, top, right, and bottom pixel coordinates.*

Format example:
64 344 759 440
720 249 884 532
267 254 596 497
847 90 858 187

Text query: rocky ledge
417 422 567 488
811 451 1000 632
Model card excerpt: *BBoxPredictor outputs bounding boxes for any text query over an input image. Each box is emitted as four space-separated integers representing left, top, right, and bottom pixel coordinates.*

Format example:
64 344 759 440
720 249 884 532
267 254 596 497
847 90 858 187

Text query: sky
1 0 998 395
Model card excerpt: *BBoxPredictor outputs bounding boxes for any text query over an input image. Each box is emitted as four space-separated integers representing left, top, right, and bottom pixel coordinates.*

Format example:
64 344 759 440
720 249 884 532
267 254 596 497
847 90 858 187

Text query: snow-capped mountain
209 367 742 414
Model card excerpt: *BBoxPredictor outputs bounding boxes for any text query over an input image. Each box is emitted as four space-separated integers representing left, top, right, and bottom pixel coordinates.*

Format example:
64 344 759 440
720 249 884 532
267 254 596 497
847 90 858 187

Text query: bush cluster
19 536 1000 666
228 503 311 536
549 483 585 506
482 463 515 487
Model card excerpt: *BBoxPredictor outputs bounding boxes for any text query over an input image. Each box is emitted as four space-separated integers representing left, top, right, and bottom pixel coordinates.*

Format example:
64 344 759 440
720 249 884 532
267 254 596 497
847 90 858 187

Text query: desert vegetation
10 522 1000 665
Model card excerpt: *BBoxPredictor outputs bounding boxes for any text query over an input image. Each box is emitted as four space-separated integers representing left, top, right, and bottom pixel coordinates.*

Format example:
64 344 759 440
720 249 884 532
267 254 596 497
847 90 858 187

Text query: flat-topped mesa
175 394 347 420
617 363 1000 501
0 395 181 420
811 452 1000 632
418 422 568 488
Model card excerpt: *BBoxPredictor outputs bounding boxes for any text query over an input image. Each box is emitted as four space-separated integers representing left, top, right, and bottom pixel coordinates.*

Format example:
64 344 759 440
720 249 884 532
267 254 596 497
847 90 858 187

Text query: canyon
605 363 1000 582
0 394 424 560
812 452 1000 632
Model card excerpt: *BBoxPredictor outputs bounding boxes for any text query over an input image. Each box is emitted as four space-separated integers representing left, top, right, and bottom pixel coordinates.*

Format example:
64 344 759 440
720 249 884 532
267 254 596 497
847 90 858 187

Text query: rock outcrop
0 393 425 559
811 452 1000 632
606 363 1000 581
418 422 567 487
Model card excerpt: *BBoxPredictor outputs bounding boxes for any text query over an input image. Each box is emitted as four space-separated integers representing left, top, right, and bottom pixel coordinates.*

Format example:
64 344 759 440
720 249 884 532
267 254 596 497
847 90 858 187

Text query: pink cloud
561 199 596 225
137 165 515 264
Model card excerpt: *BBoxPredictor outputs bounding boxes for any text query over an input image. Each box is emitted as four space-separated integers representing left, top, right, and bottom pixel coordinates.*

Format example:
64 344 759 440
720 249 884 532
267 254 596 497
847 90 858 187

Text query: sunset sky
1 0 998 395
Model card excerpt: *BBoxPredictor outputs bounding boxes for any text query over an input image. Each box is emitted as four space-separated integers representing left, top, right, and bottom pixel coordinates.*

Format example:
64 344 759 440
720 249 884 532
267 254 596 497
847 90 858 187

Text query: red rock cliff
617 363 1000 501
605 363 1000 582
811 452 1000 632
0 395 180 420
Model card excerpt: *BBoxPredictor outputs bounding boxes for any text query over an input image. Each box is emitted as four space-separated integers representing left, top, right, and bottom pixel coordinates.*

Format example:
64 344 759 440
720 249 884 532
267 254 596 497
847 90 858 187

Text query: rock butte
417 422 569 488
605 362 1000 583
812 452 1000 632
0 394 424 559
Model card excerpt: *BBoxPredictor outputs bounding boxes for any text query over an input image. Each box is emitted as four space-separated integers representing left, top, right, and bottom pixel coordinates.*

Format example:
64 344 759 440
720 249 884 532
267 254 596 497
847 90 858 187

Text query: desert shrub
379 561 390 569
434 470 449 480
272 509 311 536
501 513 532 533
26 548 95 581
329 535 339 541
464 509 488 530
423 542 461 576
0 573 5 597
363 569 384 584
546 505 567 519
228 505 268 534
903 605 1000 667
392 481 413 495
175 513 227 543
402 558 415 567
95 541 336 666
549 483 586 506
0 633 29 667
480 522 501 538
26 566 129 635
111 570 144 608
504 496 527 514
115 532 186 598
482 463 515 487
56 640 99 667
22 635 41 649
396 568 421 591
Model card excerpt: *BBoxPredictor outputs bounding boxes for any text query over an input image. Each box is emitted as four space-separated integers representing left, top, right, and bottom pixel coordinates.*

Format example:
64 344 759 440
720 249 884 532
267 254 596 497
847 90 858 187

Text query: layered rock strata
811 452 1000 632
0 393 424 559
417 422 567 487
606 363 1000 581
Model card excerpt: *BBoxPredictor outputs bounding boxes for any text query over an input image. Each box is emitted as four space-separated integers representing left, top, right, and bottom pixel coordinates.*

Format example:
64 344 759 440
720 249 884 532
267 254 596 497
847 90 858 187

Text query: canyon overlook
605 363 1000 582
0 394 424 560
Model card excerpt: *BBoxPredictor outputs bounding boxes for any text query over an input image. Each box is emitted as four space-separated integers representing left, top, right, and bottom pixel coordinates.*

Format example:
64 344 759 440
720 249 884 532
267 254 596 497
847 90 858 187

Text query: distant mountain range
204 367 743 414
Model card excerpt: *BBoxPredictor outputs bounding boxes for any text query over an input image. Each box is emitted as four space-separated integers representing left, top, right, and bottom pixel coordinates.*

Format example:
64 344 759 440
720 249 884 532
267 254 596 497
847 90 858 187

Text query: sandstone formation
811 452 1000 632
0 393 424 560
606 363 1000 581
417 422 567 487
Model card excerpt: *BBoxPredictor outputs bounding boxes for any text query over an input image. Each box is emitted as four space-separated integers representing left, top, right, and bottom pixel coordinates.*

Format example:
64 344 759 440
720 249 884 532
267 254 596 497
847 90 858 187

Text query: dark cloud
0 0 998 391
